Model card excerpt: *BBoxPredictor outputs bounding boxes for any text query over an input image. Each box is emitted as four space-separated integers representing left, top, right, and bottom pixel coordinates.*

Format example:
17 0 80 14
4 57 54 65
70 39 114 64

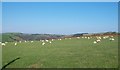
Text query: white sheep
49 41 52 44
109 38 115 41
41 40 44 42
88 37 90 39
31 41 33 43
111 36 113 37
1 43 6 46
42 42 45 45
93 41 97 44
111 38 115 41
97 37 101 39
5 42 8 43
82 37 84 38
15 43 17 46
103 37 106 39
96 39 101 42
19 41 21 43
45 40 49 42
52 39 54 41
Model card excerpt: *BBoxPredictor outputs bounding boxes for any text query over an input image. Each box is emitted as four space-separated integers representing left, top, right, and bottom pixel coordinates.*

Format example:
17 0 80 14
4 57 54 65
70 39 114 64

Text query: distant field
2 36 118 68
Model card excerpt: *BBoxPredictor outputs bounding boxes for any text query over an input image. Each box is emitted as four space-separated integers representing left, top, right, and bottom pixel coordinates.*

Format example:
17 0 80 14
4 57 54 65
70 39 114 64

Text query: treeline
72 32 119 37
90 32 119 36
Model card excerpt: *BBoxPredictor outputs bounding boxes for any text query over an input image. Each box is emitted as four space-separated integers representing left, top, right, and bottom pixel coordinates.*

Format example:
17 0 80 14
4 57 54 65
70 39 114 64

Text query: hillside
1 33 65 42
1 32 119 42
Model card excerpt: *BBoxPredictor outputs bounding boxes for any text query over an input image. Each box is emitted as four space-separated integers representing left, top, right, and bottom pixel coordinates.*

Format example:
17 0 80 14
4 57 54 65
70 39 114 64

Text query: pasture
2 36 118 68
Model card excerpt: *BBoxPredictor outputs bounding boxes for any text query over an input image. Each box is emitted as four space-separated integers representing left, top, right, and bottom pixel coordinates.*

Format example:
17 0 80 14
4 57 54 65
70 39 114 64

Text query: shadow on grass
1 57 20 70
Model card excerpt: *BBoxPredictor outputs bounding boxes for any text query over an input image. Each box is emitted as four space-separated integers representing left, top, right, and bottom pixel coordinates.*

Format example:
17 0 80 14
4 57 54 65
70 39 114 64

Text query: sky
2 2 118 34
0 2 2 33
2 0 120 2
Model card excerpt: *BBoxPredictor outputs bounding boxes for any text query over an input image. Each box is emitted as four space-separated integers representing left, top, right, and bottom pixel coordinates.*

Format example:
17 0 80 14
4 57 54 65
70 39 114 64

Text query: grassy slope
0 40 1 68
0 34 2 42
2 36 118 68
1 33 65 42
2 33 17 42
0 34 2 68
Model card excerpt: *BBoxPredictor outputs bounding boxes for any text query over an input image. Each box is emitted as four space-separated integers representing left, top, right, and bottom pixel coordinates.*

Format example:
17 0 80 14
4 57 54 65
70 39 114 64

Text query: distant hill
1 33 23 42
1 33 65 42
1 32 119 42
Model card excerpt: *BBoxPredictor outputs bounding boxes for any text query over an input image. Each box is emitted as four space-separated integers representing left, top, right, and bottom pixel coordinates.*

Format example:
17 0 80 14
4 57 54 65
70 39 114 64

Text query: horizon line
1 31 118 35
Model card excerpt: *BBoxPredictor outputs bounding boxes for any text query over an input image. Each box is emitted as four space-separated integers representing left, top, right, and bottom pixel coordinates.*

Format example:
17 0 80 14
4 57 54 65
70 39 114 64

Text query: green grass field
2 36 118 68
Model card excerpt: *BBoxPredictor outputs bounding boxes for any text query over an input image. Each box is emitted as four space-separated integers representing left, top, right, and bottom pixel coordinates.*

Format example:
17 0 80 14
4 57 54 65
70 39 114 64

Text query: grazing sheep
111 36 113 37
103 37 106 39
97 37 101 39
41 40 44 42
88 37 90 39
109 38 115 41
19 41 21 43
49 41 52 44
5 42 8 44
31 41 33 43
1 43 6 46
42 42 45 45
96 39 101 42
15 43 17 46
77 37 80 39
106 36 109 38
52 39 54 41
93 41 97 44
111 38 115 41
103 36 109 39
45 40 49 42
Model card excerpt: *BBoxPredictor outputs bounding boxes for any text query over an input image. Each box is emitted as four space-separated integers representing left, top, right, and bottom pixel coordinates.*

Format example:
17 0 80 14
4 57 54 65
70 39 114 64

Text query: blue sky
2 0 120 2
2 2 118 34
0 2 2 33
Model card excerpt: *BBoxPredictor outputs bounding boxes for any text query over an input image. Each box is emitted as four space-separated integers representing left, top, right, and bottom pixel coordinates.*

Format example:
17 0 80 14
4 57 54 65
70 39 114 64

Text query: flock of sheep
93 36 115 44
0 35 115 46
